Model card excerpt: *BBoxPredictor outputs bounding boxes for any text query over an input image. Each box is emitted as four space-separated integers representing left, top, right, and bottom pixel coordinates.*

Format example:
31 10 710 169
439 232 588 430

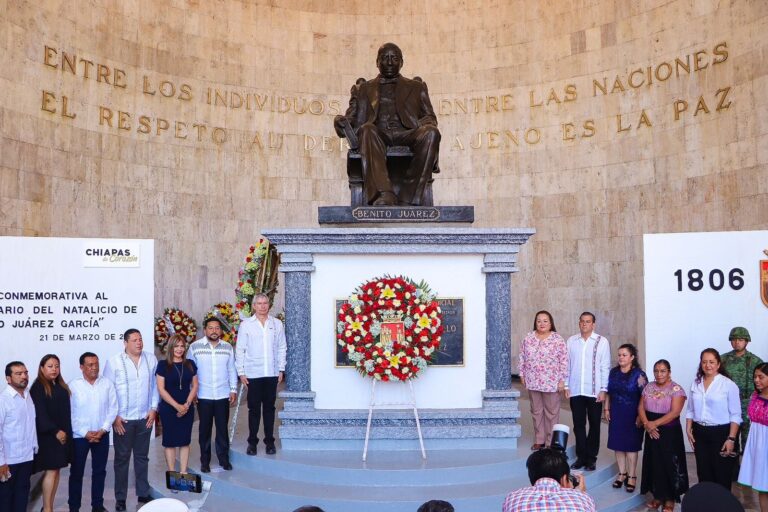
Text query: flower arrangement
235 237 280 318
203 302 240 345
154 307 197 352
337 275 443 382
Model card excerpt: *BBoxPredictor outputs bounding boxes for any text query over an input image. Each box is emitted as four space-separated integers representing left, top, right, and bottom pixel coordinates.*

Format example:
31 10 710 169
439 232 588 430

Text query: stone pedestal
262 227 534 449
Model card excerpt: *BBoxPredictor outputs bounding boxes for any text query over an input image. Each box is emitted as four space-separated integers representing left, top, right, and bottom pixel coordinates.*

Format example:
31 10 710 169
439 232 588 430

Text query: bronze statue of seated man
334 42 441 206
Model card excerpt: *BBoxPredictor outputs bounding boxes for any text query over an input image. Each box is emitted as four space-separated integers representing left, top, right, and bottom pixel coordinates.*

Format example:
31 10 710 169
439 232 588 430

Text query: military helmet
728 326 751 342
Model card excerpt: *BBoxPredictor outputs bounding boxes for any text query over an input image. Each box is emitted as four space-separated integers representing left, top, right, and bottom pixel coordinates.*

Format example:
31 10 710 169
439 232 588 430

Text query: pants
68 434 109 511
529 390 561 445
247 377 278 448
570 395 603 464
0 460 33 512
358 123 440 205
198 398 230 466
692 423 737 491
113 419 151 501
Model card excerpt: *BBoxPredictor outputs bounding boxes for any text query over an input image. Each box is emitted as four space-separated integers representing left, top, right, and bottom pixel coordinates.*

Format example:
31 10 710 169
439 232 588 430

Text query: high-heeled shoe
612 472 627 488
625 476 637 492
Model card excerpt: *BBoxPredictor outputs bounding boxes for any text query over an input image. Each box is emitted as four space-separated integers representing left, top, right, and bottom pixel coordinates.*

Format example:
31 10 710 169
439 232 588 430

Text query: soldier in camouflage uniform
721 326 763 450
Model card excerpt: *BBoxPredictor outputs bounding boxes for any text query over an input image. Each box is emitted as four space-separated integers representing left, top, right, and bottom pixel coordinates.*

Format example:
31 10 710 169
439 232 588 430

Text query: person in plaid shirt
502 449 597 512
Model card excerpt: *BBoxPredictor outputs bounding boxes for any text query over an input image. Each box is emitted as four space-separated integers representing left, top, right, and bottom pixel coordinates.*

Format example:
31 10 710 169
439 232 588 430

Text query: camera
549 424 579 487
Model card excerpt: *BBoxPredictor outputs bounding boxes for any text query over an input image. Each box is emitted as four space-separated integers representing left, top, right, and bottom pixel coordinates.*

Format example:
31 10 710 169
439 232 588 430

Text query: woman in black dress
156 334 198 474
30 354 72 512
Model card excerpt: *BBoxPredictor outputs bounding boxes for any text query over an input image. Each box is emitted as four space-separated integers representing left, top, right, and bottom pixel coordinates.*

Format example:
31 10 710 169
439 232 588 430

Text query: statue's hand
333 115 348 138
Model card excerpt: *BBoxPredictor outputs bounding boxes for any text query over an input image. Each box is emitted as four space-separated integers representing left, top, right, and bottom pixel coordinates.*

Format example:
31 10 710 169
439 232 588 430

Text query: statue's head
376 42 403 79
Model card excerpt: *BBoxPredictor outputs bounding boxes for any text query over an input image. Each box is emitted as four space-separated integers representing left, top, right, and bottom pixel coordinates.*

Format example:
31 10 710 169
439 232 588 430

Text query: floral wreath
203 302 240 346
154 307 197 352
337 275 443 382
235 237 279 318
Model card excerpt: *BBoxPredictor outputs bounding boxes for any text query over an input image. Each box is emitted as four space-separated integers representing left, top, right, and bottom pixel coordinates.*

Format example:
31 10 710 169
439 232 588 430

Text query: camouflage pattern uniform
722 349 763 448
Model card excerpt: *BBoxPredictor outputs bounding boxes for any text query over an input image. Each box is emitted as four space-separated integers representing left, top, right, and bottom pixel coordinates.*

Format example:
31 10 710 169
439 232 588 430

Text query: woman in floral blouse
518 310 568 450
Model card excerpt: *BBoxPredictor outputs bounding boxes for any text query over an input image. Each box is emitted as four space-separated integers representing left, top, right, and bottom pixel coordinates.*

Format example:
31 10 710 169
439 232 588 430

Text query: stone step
152 444 626 512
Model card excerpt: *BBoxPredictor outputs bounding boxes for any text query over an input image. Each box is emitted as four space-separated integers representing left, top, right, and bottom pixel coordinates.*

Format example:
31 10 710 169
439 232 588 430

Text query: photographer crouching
502 446 596 512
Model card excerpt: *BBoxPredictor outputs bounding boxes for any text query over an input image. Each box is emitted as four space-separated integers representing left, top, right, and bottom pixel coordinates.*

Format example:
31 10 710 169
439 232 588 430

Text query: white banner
644 231 768 446
0 237 154 389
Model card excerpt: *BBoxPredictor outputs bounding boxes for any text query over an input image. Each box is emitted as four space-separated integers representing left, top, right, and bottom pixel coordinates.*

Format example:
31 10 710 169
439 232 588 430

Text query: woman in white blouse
685 348 742 490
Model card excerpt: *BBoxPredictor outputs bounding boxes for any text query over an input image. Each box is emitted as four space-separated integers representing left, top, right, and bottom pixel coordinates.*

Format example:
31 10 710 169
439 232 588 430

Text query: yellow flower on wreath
380 285 396 299
416 314 432 329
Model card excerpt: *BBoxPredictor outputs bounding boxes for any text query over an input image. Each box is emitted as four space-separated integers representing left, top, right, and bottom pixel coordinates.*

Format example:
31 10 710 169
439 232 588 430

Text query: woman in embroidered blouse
604 344 646 493
738 363 768 512
638 359 688 512
685 348 741 491
518 310 568 450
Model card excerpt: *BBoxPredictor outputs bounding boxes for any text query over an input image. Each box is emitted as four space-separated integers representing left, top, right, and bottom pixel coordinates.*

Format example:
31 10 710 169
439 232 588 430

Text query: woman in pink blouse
518 310 568 450
738 363 768 512
638 359 688 512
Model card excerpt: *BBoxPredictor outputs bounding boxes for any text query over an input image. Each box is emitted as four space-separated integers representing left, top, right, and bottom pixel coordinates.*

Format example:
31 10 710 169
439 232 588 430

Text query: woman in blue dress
156 334 198 474
604 343 647 493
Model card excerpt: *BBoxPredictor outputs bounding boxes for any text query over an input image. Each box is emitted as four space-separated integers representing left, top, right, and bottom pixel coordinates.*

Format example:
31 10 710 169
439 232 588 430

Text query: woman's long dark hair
532 310 557 333
695 348 730 383
164 334 194 371
35 354 71 397
613 343 641 372
754 363 768 393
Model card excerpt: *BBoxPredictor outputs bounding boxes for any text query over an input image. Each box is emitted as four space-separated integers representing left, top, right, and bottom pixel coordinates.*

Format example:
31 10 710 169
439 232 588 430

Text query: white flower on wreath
404 317 414 328
414 357 428 371
336 321 346 333
364 360 375 372
350 352 364 362
370 321 381 336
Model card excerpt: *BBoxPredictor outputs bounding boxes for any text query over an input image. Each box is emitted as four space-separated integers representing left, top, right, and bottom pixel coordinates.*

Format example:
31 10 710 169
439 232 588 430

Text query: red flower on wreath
336 275 443 382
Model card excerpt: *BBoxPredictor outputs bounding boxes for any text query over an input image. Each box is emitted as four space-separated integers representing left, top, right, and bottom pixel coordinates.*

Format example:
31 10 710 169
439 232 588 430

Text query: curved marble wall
1 0 766 356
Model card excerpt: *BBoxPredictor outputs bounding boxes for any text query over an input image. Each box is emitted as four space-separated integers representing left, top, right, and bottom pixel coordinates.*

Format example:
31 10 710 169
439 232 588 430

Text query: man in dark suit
334 43 440 206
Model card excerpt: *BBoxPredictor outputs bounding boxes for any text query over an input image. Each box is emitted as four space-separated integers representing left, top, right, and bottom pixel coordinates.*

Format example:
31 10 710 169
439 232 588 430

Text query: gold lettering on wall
36 41 736 152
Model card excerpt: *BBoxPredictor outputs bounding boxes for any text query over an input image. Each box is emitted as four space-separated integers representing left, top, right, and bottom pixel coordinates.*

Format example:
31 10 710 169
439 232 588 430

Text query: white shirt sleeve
599 337 611 392
726 379 743 424
0 398 7 466
228 346 238 392
148 354 159 410
277 320 287 372
103 380 118 432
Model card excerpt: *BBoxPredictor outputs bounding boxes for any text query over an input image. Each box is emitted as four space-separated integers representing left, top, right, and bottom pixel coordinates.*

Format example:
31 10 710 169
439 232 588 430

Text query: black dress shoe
115 501 126 512
92 506 109 512
570 460 585 470
200 464 210 473
246 445 257 455
221 462 233 470
585 462 596 471
137 495 155 504
265 445 276 455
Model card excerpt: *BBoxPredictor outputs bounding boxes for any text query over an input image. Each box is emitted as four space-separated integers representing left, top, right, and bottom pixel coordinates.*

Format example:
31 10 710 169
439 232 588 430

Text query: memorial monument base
279 390 521 450
263 227 535 451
